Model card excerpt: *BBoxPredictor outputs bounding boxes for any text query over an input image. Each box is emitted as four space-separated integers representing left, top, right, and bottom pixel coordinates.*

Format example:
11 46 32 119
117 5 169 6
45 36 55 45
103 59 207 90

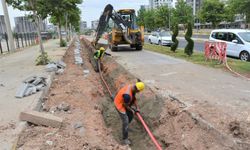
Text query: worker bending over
114 82 145 145
94 47 111 72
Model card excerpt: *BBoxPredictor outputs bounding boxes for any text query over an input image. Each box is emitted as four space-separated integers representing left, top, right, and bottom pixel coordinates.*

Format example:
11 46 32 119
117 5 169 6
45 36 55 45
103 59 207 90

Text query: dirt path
16 39 128 150
0 39 66 149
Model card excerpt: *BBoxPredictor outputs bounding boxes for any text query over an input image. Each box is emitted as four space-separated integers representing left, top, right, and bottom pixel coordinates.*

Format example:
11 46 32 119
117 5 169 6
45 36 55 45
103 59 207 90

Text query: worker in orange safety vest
114 81 145 145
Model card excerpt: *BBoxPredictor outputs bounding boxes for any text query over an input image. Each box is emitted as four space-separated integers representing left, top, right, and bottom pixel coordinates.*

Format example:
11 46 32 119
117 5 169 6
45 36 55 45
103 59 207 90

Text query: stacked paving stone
16 76 47 98
74 39 83 65
45 60 66 74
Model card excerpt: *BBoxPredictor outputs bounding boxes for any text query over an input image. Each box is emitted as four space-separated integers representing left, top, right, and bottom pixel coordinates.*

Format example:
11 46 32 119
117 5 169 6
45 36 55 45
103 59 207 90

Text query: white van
209 29 250 61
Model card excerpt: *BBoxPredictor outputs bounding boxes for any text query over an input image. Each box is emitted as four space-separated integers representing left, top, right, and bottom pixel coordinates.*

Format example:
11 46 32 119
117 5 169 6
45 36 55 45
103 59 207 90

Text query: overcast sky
80 0 148 27
0 0 148 28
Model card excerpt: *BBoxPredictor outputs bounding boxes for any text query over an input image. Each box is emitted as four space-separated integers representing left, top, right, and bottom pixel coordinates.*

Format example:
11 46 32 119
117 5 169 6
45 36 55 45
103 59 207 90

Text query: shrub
35 52 50 65
184 22 194 56
60 39 67 47
171 24 179 52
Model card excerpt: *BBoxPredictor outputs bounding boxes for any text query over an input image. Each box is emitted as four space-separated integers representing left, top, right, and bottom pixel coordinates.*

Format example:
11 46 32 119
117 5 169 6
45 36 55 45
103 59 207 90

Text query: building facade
0 15 7 34
186 0 202 16
80 21 87 32
149 0 174 8
91 20 99 29
14 16 46 33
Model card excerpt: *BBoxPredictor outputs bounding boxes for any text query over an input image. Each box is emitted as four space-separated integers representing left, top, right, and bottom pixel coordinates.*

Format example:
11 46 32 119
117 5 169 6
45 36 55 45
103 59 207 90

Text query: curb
11 39 74 150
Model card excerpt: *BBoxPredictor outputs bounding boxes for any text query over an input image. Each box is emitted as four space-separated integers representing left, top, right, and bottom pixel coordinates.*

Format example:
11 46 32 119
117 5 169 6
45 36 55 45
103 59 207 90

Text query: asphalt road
144 35 206 52
86 35 250 132
106 44 250 123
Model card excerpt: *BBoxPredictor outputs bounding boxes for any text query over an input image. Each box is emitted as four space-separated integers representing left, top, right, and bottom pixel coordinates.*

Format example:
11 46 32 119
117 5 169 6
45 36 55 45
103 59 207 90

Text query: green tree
174 0 193 27
44 0 82 46
198 0 226 28
155 5 170 29
184 22 194 56
228 0 250 24
137 7 146 26
144 9 157 31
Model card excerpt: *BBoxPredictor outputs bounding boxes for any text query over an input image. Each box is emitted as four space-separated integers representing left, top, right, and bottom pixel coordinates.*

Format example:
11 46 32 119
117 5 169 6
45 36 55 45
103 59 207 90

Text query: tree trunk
29 0 44 54
58 18 63 45
36 16 45 53
69 23 72 40
65 13 69 42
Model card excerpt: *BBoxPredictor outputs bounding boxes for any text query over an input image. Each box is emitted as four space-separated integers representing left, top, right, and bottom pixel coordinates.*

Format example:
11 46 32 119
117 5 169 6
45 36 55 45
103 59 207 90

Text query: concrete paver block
36 84 44 91
24 87 33 97
15 83 29 98
32 78 43 86
56 60 66 68
23 76 36 83
20 110 63 128
45 63 58 72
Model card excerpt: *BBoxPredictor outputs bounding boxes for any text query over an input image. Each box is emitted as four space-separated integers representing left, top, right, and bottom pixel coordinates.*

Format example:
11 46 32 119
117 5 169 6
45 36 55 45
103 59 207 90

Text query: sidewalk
0 39 66 149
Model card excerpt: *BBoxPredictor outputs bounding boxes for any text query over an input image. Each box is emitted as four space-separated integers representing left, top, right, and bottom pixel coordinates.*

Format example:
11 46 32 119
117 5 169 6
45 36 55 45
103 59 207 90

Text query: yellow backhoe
93 4 144 51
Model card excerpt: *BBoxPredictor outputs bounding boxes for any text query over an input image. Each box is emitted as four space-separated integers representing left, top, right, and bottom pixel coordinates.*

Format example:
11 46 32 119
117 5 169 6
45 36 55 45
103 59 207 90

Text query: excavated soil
16 39 128 150
16 37 250 150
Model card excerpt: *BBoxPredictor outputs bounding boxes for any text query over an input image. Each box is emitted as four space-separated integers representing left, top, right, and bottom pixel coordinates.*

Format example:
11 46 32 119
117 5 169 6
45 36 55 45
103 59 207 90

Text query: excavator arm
93 4 132 47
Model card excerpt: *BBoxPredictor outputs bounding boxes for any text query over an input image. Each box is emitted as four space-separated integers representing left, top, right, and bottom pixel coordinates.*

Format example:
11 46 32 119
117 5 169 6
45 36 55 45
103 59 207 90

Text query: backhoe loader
93 4 144 51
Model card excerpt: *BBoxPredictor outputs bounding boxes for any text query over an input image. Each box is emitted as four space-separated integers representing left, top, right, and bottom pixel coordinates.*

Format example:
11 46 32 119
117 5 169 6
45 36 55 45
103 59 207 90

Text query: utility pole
1 0 15 51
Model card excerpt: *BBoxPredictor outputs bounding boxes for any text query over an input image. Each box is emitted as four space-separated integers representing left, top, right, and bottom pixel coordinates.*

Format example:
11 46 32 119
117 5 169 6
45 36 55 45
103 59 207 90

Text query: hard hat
100 47 105 51
135 82 145 92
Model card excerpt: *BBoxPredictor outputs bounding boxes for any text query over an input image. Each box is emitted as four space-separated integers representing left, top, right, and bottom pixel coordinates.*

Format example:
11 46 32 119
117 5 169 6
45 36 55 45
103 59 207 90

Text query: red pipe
98 61 113 97
97 59 162 150
136 112 162 150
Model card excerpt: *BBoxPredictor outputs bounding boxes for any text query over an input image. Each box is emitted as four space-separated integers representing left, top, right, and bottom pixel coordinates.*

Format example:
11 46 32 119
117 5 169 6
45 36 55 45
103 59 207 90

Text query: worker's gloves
131 107 140 113
135 108 140 113
110 95 114 101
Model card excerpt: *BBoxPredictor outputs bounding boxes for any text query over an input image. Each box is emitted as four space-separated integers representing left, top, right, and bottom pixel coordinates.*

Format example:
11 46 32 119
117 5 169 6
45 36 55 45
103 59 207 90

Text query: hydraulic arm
93 4 139 47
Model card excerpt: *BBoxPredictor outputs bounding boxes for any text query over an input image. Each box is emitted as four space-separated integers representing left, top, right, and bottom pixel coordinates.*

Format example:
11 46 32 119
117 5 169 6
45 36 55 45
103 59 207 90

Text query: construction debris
73 122 83 129
16 76 47 98
49 102 71 114
45 60 67 73
20 110 63 128
74 41 83 65
57 102 70 111
46 140 53 146
83 69 90 77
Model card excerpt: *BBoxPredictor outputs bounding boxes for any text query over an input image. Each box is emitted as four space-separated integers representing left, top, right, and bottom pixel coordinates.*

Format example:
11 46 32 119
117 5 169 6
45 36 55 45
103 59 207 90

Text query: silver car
148 31 173 46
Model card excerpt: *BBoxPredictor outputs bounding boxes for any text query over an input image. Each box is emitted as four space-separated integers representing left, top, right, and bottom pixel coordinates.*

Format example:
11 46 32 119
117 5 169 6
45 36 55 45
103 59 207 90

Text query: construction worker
114 82 145 145
94 47 111 72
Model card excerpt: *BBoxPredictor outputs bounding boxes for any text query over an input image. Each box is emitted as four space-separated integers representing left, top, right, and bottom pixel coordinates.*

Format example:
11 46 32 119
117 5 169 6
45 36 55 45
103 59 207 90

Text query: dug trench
82 36 250 150
15 36 249 150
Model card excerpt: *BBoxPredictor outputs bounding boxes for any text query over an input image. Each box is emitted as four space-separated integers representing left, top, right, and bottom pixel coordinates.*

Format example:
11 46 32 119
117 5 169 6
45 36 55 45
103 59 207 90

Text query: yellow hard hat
135 82 145 92
100 47 105 51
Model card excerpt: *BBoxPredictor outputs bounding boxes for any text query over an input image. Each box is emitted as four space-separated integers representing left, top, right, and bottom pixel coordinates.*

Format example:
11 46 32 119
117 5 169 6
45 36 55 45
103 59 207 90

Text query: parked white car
209 29 250 61
148 31 173 46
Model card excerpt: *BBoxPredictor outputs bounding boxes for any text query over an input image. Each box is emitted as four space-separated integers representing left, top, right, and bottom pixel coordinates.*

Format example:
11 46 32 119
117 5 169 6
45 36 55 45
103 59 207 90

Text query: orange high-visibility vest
114 85 133 113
